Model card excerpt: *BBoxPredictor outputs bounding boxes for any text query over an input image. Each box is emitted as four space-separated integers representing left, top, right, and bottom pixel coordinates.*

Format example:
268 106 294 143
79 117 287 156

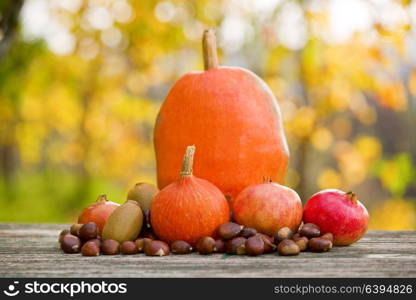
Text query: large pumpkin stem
180 145 196 177
202 28 219 70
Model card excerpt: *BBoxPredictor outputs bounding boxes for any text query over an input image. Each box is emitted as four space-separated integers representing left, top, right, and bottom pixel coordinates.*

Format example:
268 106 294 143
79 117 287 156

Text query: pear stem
345 191 357 203
180 145 196 177
202 28 219 70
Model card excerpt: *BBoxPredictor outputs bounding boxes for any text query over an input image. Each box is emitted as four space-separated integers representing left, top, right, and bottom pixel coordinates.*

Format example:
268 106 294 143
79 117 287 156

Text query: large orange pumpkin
154 29 289 200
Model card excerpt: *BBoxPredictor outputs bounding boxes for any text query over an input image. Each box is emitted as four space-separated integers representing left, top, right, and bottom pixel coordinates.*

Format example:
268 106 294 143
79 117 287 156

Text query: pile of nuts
58 219 333 257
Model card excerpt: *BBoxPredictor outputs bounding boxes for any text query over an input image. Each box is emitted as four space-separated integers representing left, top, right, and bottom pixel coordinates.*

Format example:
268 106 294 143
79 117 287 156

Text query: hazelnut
120 241 138 255
196 237 216 254
58 229 70 243
61 234 81 254
257 233 276 253
135 238 145 252
308 238 332 252
274 227 294 244
299 223 320 238
245 235 264 256
218 222 243 240
101 239 120 255
70 223 83 237
240 227 258 238
226 237 246 255
277 239 300 256
78 222 98 241
321 233 334 243
292 235 308 251
171 241 192 254
81 241 100 256
144 240 170 256
214 239 226 253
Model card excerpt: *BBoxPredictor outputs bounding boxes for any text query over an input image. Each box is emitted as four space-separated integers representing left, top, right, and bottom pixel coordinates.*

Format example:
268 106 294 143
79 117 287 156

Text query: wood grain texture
0 223 415 278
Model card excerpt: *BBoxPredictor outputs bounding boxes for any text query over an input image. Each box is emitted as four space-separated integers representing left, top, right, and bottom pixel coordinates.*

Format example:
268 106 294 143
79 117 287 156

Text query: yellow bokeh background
0 0 415 229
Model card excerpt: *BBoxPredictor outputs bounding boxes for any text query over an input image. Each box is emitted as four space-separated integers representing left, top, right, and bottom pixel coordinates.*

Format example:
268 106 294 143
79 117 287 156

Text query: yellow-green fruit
126 182 159 210
102 200 143 243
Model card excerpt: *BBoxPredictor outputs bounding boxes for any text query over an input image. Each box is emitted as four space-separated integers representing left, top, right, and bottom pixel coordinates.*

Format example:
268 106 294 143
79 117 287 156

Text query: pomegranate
232 182 303 235
78 195 119 234
303 189 369 246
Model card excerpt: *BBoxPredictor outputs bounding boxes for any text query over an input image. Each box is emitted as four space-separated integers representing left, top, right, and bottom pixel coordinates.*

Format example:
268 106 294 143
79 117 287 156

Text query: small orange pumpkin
150 145 230 245
154 29 289 200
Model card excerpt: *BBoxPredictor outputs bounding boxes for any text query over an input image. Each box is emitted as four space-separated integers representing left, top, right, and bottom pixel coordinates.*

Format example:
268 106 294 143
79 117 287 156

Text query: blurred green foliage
0 0 415 228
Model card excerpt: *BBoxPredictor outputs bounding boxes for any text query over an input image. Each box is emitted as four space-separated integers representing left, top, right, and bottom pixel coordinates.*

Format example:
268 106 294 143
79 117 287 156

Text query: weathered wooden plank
0 224 415 278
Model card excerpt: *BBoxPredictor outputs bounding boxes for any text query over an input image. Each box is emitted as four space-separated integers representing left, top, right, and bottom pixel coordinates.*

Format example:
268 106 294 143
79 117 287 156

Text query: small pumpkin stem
180 145 196 177
345 191 357 203
96 194 108 202
202 28 219 70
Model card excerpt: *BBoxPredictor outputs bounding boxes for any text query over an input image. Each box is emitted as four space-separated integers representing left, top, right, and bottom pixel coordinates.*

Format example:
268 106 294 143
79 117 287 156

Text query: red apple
303 189 369 246
232 182 303 236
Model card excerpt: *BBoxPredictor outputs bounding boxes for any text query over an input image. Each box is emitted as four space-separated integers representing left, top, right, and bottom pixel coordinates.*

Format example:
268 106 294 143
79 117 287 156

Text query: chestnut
88 238 102 248
58 229 70 243
101 239 120 255
277 239 300 256
321 233 334 243
140 231 158 240
120 241 138 255
171 241 193 254
196 237 216 254
274 227 294 244
292 235 308 251
257 233 276 253
226 237 246 255
299 223 320 238
308 238 332 252
81 241 100 256
240 227 258 238
78 222 98 241
70 223 83 237
144 240 170 256
214 239 226 253
61 234 81 254
135 238 145 252
217 222 243 240
245 235 264 256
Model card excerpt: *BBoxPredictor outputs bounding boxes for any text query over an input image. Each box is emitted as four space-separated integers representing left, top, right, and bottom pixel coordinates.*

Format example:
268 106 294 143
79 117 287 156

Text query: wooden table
0 223 415 278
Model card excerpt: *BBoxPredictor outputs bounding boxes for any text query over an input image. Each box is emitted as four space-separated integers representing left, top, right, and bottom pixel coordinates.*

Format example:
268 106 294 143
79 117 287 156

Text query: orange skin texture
154 67 289 200
150 175 230 246
303 189 369 246
78 201 119 234
232 183 303 236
